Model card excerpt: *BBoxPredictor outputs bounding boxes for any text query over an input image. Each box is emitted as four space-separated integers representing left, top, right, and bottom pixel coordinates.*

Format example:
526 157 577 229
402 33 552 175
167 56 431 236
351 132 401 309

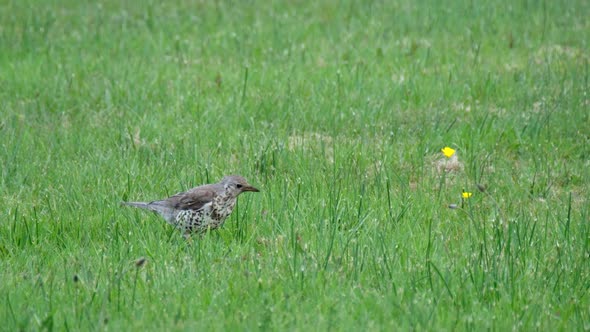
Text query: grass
1 0 589 330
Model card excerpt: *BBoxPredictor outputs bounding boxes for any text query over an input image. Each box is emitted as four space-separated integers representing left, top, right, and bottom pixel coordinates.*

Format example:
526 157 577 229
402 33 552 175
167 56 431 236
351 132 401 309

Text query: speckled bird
123 175 259 236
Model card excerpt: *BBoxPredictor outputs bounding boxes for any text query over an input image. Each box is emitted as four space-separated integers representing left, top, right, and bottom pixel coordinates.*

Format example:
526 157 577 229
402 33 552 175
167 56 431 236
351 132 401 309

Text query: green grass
1 0 589 330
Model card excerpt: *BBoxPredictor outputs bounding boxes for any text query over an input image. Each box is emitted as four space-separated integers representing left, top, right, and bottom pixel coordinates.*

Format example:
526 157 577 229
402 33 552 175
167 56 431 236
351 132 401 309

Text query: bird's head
220 175 260 197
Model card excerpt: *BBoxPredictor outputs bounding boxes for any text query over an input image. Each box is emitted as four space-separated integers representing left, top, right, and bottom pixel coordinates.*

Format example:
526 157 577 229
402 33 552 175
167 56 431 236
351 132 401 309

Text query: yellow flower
441 147 456 158
462 191 473 199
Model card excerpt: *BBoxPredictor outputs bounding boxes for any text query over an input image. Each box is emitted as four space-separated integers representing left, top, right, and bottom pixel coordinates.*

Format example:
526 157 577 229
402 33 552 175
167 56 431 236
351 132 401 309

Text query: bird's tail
121 201 177 224
121 201 152 210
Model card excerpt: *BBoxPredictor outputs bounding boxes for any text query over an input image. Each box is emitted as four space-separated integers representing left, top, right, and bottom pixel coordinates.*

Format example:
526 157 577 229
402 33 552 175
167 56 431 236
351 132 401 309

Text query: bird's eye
236 184 243 188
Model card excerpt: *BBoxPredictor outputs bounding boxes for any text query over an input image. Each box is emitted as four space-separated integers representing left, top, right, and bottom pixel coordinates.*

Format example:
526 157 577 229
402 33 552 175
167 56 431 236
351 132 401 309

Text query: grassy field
1 0 589 330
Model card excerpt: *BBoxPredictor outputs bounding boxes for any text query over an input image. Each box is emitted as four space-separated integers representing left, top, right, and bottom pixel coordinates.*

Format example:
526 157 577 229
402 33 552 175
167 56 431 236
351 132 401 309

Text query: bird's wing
164 185 218 211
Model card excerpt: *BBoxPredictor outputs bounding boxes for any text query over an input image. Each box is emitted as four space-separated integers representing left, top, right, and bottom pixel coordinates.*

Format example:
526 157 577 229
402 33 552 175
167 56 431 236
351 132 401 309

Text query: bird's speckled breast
174 194 238 234
211 194 236 221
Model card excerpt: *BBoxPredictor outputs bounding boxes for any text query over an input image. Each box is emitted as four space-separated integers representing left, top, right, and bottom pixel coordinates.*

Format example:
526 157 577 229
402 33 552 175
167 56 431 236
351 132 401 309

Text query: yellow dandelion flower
441 147 456 158
462 191 473 199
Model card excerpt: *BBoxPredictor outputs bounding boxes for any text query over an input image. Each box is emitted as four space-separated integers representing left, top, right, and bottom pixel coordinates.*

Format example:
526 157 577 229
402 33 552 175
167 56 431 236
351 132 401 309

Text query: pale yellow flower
441 147 456 158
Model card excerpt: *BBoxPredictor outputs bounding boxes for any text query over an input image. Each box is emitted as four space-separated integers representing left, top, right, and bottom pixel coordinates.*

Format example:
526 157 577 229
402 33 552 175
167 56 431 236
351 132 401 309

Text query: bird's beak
242 185 260 192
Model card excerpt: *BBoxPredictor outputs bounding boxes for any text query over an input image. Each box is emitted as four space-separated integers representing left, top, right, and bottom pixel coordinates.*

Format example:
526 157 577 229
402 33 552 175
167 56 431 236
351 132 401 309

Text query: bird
122 175 259 236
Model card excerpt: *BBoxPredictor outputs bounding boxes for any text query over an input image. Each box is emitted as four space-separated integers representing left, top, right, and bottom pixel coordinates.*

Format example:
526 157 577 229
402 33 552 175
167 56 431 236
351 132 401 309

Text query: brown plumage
123 175 259 235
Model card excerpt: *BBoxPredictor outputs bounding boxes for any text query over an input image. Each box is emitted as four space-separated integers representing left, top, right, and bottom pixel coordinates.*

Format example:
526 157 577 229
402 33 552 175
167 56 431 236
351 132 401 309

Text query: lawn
1 0 589 330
